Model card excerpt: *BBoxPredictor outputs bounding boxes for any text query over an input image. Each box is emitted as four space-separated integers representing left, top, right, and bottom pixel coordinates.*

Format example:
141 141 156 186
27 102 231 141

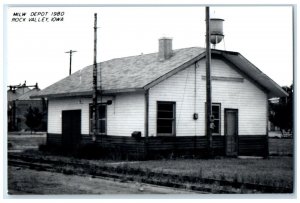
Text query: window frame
205 102 221 135
89 103 107 135
212 103 221 135
156 101 176 136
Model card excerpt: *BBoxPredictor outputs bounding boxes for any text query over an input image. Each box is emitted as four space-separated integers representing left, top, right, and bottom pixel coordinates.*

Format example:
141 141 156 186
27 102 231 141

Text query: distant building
268 97 280 131
8 82 47 132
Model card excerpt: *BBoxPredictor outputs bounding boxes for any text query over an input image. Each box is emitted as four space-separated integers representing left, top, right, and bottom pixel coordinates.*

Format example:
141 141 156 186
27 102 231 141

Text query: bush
24 107 43 133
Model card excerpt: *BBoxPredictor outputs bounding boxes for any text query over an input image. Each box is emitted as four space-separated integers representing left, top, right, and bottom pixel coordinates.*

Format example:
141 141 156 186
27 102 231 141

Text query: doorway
224 109 238 156
62 110 81 149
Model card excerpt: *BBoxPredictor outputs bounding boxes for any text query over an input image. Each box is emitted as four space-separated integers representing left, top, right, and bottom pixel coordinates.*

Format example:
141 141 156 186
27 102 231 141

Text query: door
62 110 81 149
225 109 238 156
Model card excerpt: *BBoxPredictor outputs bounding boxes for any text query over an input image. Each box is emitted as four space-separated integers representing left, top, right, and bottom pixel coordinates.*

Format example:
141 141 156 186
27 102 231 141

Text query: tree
24 106 43 134
269 84 293 136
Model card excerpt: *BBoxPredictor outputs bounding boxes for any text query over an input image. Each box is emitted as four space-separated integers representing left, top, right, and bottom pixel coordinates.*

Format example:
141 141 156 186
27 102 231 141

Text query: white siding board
149 57 267 136
107 92 145 136
48 93 145 137
149 66 199 137
48 93 145 136
48 98 91 135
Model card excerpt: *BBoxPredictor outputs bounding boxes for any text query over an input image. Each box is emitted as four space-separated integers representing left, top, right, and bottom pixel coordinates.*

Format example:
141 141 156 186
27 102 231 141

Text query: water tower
210 18 224 49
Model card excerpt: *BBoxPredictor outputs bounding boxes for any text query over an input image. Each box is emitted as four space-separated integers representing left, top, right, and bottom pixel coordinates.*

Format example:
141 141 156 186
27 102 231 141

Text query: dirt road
7 166 198 195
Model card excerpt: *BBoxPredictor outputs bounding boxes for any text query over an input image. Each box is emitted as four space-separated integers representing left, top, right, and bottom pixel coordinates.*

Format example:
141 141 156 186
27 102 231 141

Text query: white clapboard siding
149 57 267 136
198 58 267 135
48 93 145 137
149 66 199 136
48 97 92 135
107 92 145 136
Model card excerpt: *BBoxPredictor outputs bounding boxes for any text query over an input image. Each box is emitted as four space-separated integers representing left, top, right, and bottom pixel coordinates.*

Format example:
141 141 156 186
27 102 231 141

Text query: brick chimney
158 37 173 61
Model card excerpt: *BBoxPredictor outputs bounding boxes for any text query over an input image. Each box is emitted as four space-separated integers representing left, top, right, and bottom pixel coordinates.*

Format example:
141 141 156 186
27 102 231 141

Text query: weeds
220 173 225 181
198 168 203 179
88 164 99 176
62 168 74 175
18 143 294 193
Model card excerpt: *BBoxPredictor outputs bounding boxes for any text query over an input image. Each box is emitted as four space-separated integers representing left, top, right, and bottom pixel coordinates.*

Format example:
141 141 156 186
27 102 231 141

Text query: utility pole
92 13 98 141
205 6 213 157
65 50 77 75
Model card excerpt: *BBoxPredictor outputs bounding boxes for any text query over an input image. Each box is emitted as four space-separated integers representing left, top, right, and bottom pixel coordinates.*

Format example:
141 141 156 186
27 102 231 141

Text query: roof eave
30 91 93 99
103 88 145 95
221 52 289 98
30 88 146 99
268 89 289 98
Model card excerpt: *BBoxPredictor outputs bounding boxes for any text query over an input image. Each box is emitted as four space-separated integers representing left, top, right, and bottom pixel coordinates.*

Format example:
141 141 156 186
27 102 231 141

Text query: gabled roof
32 47 205 98
32 47 287 99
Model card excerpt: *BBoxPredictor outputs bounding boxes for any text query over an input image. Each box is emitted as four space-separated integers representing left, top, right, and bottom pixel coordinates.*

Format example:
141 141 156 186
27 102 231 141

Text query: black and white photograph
3 1 295 198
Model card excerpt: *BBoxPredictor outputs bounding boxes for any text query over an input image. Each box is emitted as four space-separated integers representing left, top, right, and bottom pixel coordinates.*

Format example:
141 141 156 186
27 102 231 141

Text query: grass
124 157 293 189
12 149 293 192
269 138 293 156
20 139 294 190
8 166 196 194
8 134 46 149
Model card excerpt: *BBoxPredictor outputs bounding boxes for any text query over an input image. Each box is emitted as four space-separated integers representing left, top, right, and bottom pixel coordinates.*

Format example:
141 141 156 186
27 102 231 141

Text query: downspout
144 89 149 159
265 98 269 158
194 62 198 155
145 89 149 138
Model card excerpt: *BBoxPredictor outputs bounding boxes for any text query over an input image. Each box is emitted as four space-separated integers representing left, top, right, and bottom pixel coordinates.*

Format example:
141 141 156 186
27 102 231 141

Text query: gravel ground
7 166 199 195
8 133 46 152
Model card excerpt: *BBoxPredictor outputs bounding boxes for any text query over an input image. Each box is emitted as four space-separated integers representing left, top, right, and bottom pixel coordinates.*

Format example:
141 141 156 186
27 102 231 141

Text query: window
90 104 107 135
212 103 221 135
205 103 221 135
157 101 176 136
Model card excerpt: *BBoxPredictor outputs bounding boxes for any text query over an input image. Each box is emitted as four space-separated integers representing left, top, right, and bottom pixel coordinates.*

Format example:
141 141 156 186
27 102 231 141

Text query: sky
5 6 293 89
